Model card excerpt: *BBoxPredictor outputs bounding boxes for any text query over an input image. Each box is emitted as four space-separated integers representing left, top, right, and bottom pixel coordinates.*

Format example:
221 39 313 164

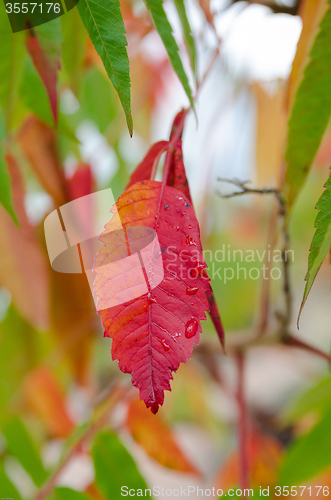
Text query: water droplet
186 235 196 246
181 211 186 217
185 318 198 338
174 332 181 338
175 226 180 231
185 202 190 207
164 204 169 210
148 293 157 304
186 286 198 296
150 404 159 414
157 338 170 351
188 224 192 229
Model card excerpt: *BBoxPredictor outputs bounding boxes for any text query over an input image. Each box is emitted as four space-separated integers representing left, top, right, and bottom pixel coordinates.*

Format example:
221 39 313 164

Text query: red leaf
66 164 94 201
165 138 225 348
166 140 193 204
94 180 211 413
169 109 187 141
127 141 169 188
26 31 60 123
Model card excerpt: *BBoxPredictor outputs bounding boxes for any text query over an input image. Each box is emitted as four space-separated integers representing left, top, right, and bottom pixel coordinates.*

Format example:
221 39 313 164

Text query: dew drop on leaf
185 318 198 338
157 338 170 351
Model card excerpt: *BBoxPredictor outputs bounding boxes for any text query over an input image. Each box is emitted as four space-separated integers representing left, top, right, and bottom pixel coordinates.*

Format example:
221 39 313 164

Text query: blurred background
2 0 331 498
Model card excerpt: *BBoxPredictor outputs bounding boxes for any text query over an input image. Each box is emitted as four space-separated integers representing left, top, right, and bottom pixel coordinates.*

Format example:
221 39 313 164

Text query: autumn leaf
66 164 94 201
213 431 283 491
126 397 199 473
18 117 66 206
23 366 74 438
165 134 225 347
127 141 169 189
94 180 211 413
0 154 50 329
26 20 62 124
50 164 97 384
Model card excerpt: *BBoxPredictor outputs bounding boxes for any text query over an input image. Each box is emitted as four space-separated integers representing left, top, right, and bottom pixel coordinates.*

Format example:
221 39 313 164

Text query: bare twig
217 178 285 214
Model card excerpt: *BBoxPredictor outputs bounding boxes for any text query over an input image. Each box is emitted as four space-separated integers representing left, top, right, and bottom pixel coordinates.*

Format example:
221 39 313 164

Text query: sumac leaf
298 170 331 324
77 0 133 135
284 0 331 207
0 146 17 224
145 0 194 108
126 397 199 473
94 180 210 413
166 138 225 347
26 20 62 124
173 0 196 76
127 140 169 188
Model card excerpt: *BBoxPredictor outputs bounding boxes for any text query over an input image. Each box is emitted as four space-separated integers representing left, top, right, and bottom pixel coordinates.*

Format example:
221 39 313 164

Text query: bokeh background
2 0 331 498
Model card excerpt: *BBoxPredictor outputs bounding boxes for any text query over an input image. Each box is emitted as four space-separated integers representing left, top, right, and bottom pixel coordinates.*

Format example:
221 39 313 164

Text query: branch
236 352 249 490
230 0 301 16
35 383 130 500
217 178 285 214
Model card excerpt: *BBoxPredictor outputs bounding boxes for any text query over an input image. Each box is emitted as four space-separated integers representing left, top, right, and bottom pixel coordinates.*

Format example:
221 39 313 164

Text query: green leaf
0 464 22 500
2 417 47 487
80 67 118 133
0 4 26 131
53 487 91 500
283 376 331 424
0 143 18 224
280 405 331 484
145 0 194 108
285 0 331 207
92 431 148 499
77 0 133 135
173 0 196 77
20 57 54 126
26 18 63 124
61 8 86 94
298 170 331 322
0 306 37 421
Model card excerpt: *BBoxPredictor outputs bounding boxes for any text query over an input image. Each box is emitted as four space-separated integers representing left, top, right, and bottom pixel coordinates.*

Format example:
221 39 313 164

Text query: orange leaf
26 29 61 123
24 366 74 438
213 431 283 490
126 398 199 473
0 154 50 329
251 82 287 187
50 165 97 385
18 117 66 206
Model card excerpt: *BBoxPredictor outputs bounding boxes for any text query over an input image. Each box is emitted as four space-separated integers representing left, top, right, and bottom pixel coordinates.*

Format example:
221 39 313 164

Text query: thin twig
217 178 285 213
236 352 249 490
35 383 130 500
